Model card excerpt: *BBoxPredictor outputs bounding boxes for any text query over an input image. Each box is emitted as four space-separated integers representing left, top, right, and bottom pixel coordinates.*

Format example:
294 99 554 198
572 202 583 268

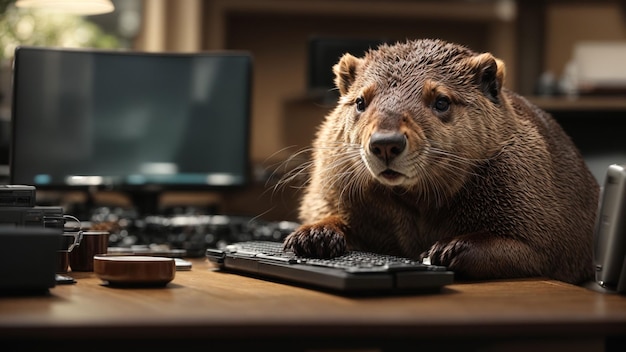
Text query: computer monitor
10 46 252 217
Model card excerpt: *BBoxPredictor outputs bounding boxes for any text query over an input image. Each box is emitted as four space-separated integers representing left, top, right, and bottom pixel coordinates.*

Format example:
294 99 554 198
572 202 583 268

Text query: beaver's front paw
282 221 347 258
421 237 470 269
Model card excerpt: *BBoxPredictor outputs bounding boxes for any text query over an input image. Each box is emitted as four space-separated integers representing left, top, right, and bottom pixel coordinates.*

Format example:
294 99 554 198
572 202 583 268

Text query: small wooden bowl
93 255 176 287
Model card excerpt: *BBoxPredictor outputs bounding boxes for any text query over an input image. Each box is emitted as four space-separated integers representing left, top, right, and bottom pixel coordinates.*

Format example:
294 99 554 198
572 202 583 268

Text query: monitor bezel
9 46 254 203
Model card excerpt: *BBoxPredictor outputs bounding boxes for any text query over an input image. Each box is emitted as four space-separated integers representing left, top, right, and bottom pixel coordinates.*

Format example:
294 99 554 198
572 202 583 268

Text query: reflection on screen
10 47 252 190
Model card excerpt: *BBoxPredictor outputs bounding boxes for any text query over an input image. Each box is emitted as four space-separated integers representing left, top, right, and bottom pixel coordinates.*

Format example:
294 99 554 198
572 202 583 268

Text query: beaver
281 38 600 285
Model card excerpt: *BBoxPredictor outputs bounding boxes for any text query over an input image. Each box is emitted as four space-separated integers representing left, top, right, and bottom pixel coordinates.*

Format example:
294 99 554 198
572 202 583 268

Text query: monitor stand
76 187 162 220
126 189 162 217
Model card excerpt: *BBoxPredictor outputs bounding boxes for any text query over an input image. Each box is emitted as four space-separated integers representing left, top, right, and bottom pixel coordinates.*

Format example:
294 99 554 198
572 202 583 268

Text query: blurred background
0 0 625 222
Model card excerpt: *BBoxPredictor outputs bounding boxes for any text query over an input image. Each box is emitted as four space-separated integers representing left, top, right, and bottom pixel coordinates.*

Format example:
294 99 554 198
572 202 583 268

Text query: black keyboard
207 240 454 293
222 240 446 273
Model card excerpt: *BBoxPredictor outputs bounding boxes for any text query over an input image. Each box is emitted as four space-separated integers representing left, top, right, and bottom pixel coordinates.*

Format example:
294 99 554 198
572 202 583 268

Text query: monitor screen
10 46 252 214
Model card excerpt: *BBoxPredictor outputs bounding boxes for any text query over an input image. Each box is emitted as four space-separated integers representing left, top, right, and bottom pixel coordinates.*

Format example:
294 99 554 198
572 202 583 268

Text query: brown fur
282 39 599 284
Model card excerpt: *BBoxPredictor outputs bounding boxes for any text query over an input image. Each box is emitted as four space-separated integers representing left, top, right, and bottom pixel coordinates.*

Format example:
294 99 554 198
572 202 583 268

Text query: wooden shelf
528 96 626 112
207 0 507 21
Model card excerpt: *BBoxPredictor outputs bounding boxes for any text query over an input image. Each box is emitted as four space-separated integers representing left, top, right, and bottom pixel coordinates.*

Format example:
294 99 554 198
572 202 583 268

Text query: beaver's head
331 38 507 197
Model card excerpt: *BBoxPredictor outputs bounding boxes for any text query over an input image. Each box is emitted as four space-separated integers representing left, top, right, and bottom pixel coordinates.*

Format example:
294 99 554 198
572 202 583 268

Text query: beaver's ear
468 52 505 103
332 53 363 96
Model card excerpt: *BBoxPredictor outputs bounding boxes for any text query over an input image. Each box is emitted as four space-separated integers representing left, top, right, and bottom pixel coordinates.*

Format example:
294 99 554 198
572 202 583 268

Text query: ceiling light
15 0 115 15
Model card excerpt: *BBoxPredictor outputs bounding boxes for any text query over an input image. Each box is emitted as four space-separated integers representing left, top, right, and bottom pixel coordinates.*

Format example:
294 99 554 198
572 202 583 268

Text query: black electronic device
207 240 454 294
0 185 64 228
0 226 63 293
0 184 79 292
0 184 36 207
0 205 64 228
593 164 626 293
10 46 253 217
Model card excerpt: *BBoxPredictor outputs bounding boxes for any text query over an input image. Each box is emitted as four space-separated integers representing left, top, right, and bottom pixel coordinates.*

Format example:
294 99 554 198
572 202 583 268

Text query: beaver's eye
433 96 450 113
355 96 366 113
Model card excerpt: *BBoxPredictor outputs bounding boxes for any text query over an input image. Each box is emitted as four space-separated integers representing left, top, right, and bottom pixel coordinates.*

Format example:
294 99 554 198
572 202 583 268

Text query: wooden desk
1 258 625 352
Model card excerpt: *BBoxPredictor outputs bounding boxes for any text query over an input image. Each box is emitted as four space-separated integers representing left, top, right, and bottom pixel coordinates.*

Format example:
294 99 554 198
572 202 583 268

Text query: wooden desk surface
2 258 626 351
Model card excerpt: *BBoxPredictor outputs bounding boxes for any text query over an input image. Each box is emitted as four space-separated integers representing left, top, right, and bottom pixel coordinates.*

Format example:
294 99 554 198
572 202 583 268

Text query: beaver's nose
369 131 406 163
